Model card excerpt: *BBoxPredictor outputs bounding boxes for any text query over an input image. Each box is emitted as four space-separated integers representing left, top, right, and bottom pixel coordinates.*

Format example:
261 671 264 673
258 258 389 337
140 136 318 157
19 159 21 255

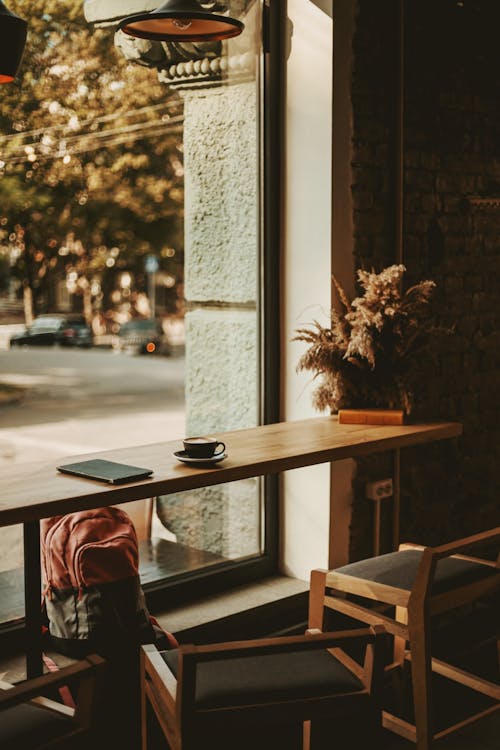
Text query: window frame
146 0 286 611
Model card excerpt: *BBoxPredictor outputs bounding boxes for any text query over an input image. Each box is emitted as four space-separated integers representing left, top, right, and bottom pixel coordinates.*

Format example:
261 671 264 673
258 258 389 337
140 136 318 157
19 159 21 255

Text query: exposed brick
421 194 441 214
420 153 441 171
406 214 433 234
443 196 460 214
444 276 464 295
404 169 435 192
436 174 460 192
463 274 482 293
352 189 374 211
404 193 421 213
353 211 386 234
349 0 500 556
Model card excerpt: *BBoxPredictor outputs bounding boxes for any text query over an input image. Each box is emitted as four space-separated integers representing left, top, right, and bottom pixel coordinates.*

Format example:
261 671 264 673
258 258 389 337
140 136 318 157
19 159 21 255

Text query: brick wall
349 0 500 556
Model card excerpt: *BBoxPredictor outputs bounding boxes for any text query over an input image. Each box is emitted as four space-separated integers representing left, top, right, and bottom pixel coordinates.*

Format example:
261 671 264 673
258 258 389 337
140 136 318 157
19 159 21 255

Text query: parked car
111 318 170 356
55 319 93 348
9 314 93 348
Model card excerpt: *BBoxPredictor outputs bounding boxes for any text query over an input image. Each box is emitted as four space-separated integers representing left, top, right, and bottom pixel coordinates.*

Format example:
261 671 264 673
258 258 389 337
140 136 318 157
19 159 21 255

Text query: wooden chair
0 654 105 749
141 627 387 750
309 526 500 750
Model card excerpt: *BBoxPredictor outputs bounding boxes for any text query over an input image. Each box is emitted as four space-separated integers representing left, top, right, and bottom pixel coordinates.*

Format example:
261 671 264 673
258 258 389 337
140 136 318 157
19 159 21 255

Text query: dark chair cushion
0 702 74 750
161 647 364 709
335 549 498 593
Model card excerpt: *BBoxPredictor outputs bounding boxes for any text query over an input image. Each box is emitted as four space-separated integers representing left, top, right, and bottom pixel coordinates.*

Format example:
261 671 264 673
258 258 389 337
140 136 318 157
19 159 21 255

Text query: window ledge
154 575 309 643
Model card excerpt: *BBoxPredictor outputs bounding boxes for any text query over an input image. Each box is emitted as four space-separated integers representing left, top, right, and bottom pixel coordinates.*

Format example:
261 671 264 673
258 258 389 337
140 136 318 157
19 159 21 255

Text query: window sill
154 574 309 643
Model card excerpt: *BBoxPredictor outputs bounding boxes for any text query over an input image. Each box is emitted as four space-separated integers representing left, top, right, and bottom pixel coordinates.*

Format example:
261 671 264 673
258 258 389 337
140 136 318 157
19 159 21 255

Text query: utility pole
144 255 159 319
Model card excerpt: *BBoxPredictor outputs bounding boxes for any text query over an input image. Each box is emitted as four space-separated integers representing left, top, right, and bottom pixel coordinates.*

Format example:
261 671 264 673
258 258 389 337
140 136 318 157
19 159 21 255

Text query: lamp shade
118 0 244 43
0 1 27 83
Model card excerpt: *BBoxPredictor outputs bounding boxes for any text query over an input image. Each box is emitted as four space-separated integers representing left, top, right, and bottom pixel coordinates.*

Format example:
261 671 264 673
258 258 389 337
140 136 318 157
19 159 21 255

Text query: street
0 347 185 457
0 347 186 570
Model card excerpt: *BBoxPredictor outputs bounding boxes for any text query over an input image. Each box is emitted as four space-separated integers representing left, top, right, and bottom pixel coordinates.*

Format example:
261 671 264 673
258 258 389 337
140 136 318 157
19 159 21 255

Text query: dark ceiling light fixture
118 0 244 43
0 1 27 84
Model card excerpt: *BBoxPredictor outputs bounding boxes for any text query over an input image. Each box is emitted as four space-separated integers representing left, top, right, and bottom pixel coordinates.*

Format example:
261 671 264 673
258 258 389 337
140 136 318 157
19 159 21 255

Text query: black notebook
57 458 153 485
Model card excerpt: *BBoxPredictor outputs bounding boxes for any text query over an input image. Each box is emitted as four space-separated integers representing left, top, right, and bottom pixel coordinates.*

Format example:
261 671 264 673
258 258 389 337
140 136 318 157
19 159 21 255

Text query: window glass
0 0 264 626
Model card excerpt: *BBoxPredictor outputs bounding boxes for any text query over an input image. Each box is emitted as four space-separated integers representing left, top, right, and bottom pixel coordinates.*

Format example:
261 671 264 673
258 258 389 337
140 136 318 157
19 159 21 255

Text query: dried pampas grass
294 265 438 415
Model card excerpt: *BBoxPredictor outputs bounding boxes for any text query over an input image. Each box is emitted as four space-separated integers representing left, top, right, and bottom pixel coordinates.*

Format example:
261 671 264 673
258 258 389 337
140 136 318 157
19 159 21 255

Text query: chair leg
140 650 147 750
393 606 408 665
408 616 434 750
308 570 328 630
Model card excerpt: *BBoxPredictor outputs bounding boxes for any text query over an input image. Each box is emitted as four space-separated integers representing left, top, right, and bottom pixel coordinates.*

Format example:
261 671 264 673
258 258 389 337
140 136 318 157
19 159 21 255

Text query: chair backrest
116 499 153 542
0 654 105 750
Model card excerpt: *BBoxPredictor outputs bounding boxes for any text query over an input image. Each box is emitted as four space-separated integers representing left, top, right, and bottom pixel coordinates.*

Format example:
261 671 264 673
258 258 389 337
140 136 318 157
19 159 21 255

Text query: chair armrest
431 526 500 560
142 644 178 702
0 655 105 711
320 623 387 689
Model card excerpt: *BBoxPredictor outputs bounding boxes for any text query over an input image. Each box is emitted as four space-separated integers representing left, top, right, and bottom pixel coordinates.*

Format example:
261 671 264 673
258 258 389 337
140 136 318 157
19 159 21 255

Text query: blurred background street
0 347 185 569
0 347 185 459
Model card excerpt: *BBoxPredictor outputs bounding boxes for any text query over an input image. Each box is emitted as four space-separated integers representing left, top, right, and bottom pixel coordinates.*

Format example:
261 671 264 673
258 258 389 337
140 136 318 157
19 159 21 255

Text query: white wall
281 0 333 580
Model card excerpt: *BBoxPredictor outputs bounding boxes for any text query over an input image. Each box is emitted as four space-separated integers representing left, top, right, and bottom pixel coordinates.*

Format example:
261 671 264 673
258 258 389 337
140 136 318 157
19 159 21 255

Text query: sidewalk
0 324 24 351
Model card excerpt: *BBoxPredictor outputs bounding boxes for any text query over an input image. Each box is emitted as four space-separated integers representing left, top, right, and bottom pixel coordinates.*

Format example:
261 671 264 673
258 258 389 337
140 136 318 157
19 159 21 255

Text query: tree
0 0 184 324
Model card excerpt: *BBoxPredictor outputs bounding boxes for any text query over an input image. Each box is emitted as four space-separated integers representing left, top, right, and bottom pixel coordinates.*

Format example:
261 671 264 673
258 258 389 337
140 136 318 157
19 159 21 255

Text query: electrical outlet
365 478 393 501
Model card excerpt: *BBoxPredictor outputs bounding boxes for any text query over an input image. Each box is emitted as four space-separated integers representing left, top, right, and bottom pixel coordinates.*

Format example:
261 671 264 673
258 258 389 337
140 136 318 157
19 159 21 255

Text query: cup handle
214 442 226 456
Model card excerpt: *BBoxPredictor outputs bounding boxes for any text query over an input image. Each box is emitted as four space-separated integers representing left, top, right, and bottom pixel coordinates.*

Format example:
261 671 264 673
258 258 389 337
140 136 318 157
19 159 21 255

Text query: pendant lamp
0 1 27 84
119 0 244 43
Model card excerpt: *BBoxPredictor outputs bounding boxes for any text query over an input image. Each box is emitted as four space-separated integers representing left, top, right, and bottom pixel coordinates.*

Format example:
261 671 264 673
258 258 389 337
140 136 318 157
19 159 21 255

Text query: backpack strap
149 616 179 650
42 652 76 709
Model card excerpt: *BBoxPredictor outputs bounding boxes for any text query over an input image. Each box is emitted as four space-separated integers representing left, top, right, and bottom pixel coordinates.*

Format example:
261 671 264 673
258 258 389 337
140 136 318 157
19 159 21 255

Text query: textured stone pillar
160 76 260 558
183 82 258 429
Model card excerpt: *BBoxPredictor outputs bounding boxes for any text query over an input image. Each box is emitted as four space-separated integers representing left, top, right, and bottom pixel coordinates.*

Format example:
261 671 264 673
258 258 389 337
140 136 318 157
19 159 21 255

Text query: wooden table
0 416 462 676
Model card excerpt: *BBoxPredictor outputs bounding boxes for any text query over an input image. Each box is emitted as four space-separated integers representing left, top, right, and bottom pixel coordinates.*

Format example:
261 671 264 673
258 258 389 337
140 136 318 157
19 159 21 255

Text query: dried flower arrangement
294 264 438 415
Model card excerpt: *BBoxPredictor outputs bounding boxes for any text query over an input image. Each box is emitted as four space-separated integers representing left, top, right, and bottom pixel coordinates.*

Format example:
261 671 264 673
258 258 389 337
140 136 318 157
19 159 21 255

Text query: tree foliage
0 0 184 321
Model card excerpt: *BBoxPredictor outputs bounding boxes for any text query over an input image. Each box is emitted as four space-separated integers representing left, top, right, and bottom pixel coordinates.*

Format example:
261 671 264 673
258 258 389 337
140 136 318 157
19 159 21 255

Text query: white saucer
173 450 227 466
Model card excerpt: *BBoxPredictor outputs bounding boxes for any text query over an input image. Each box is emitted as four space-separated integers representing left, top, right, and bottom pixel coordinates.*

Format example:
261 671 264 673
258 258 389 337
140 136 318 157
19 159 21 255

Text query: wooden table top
0 416 462 527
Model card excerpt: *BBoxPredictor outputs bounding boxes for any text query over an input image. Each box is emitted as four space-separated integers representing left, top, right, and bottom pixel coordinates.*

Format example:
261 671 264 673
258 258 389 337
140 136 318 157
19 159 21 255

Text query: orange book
338 409 405 425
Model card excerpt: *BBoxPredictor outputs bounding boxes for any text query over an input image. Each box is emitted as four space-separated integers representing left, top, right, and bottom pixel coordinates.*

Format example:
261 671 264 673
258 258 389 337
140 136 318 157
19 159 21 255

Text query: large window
0 0 280 632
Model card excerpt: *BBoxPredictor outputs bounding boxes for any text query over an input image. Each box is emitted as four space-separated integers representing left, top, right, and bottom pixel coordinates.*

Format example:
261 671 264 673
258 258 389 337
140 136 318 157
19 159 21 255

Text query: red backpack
41 506 177 658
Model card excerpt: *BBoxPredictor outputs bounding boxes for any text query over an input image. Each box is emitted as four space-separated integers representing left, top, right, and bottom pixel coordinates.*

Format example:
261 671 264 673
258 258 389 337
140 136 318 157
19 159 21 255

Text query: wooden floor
383 712 499 750
144 713 500 749
381 669 499 750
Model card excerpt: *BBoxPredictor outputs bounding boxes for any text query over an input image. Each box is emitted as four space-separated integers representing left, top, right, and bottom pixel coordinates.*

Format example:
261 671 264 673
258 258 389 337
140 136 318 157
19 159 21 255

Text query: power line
1 122 184 167
1 115 184 161
0 100 183 147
